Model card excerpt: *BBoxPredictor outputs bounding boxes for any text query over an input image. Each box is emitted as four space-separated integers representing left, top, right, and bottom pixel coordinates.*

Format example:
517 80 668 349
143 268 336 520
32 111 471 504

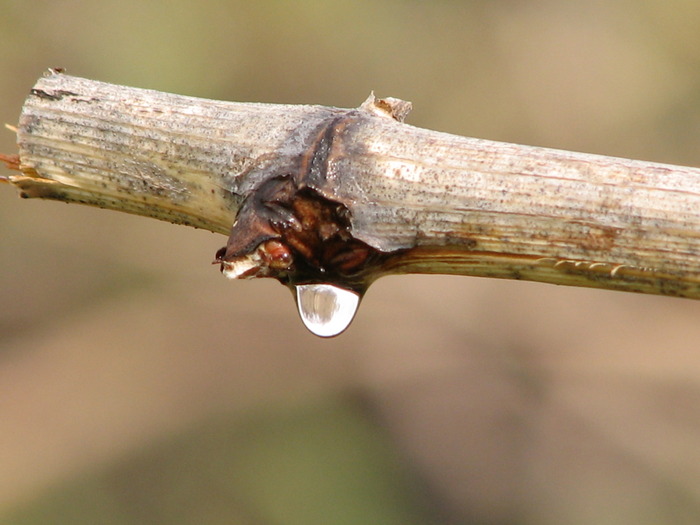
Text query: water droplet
294 284 361 337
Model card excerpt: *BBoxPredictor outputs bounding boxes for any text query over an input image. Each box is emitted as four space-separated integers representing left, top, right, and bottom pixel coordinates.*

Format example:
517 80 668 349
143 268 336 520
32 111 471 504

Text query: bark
6 70 700 298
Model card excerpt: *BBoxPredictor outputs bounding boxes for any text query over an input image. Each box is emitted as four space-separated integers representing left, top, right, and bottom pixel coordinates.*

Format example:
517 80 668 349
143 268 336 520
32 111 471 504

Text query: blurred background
3 1 700 523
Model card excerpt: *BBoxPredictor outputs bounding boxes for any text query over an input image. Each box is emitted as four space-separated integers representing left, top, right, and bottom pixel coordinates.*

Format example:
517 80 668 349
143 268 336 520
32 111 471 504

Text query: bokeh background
3 1 700 524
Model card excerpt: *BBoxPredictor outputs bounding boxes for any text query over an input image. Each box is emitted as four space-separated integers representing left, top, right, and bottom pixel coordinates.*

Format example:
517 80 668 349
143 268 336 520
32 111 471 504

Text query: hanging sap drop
294 284 362 337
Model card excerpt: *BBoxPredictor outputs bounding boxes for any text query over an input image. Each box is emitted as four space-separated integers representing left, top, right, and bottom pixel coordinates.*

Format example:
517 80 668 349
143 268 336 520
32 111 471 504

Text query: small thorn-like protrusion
295 283 361 337
359 92 412 122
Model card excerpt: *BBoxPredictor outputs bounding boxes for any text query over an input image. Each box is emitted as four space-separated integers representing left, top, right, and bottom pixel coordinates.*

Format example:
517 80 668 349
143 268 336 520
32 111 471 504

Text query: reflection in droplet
295 284 361 337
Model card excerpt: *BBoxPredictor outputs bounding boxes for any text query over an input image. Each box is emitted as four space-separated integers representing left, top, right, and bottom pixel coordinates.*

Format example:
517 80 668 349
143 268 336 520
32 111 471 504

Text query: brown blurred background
3 1 700 524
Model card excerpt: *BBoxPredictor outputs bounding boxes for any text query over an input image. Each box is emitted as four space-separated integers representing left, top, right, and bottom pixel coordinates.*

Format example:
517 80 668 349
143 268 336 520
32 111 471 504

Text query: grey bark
7 71 700 298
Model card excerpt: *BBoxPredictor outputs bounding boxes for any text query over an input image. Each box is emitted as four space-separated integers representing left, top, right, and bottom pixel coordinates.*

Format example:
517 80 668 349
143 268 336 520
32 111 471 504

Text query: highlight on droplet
294 283 361 337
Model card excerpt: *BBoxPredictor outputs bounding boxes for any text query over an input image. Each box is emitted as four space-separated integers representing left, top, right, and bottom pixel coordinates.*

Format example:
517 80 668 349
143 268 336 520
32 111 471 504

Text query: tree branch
6 71 700 301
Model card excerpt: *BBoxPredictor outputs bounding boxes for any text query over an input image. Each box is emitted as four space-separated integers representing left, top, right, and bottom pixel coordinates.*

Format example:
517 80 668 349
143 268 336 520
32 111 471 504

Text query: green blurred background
3 1 700 524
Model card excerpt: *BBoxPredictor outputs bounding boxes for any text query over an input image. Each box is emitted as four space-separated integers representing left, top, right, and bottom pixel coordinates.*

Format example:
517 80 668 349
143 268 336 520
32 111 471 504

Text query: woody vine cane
5 71 700 335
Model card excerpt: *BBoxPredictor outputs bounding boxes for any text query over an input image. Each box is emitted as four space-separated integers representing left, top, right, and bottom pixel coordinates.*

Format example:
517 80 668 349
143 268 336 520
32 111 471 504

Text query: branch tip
0 153 21 172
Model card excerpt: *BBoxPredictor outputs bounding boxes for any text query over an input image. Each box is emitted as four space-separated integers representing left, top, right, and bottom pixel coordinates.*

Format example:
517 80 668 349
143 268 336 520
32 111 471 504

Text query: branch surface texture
7 71 700 303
